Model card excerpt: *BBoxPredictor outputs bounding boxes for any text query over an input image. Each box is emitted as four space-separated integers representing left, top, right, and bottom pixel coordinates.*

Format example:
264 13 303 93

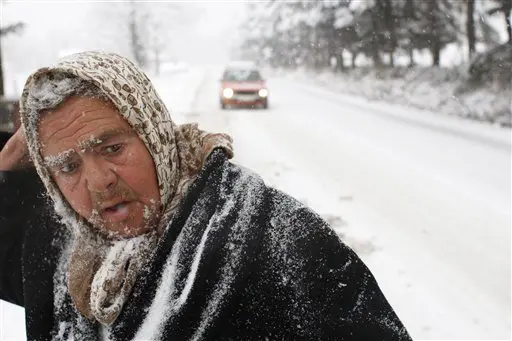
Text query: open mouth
101 201 131 222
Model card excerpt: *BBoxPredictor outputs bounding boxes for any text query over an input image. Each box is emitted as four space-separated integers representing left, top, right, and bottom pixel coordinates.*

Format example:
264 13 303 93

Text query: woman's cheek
59 184 91 218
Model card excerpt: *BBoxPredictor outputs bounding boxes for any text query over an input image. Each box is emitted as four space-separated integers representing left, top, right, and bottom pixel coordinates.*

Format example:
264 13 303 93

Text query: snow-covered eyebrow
77 128 134 151
43 129 135 168
44 149 76 168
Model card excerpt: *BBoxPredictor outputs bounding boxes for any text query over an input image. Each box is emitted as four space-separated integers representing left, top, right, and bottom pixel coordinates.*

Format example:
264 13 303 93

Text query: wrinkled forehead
37 96 137 156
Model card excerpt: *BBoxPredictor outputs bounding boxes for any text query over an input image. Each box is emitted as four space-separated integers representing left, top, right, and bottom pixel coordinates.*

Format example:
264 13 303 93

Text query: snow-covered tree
128 1 147 68
395 0 460 66
89 2 199 72
236 0 501 69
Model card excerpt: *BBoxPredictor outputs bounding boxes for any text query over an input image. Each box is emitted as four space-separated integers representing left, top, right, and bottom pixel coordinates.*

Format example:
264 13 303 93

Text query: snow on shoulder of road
281 67 512 128
149 66 206 125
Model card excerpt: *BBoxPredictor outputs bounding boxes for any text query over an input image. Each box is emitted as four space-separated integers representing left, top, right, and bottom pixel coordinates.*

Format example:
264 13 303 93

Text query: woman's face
39 96 162 238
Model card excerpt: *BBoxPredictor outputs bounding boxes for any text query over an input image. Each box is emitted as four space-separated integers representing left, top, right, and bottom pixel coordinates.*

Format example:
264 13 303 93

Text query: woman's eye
60 162 78 174
103 144 123 155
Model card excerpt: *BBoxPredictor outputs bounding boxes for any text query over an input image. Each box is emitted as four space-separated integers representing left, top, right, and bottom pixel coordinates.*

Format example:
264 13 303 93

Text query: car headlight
223 88 234 98
258 89 269 98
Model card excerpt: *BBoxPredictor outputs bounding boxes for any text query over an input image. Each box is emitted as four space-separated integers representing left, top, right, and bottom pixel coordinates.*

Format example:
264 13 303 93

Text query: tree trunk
336 52 345 72
154 48 160 76
370 8 382 67
351 52 357 68
389 52 395 67
129 2 146 67
408 45 415 67
384 0 396 67
327 33 339 71
432 40 441 66
428 0 440 66
467 0 476 59
372 48 381 66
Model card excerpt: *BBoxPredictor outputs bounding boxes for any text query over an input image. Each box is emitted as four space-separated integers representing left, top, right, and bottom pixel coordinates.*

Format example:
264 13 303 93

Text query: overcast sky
0 0 248 95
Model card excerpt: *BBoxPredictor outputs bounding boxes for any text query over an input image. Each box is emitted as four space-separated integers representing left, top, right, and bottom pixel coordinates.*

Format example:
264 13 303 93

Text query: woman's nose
84 158 117 193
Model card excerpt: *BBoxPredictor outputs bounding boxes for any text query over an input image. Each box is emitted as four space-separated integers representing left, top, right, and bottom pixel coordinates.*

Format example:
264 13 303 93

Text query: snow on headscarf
19 51 233 325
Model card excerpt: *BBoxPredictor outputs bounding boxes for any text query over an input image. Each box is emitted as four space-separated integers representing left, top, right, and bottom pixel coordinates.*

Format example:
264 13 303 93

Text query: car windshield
223 69 262 81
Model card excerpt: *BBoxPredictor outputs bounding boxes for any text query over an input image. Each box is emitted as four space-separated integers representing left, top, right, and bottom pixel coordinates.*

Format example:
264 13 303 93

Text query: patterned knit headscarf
19 51 233 325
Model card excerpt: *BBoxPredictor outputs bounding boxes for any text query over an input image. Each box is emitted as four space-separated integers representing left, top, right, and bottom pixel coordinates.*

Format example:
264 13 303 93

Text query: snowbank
277 64 511 128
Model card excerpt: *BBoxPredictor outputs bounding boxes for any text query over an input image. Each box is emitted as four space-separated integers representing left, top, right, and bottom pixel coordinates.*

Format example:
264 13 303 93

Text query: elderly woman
0 51 411 340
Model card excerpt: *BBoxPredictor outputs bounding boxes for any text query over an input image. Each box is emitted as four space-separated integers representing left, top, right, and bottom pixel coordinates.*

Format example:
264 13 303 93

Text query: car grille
234 90 258 95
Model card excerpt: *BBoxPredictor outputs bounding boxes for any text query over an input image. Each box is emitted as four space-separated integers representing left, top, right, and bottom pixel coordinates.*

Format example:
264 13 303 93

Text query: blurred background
0 0 511 340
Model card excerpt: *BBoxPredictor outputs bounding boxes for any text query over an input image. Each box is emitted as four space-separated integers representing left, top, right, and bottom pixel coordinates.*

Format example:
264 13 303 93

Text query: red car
219 67 269 109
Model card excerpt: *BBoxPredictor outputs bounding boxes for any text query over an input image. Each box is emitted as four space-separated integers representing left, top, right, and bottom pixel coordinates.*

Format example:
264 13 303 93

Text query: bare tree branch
0 22 25 37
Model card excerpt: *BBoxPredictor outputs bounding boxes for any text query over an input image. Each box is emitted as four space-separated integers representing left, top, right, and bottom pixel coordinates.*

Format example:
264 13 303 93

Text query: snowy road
1 67 510 340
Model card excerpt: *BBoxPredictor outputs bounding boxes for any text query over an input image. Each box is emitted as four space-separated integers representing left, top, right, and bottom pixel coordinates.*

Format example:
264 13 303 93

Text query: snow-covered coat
1 133 412 340
49 149 411 340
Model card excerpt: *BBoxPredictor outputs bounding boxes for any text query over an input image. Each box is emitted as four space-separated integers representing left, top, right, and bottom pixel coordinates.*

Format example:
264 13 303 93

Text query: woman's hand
0 128 31 170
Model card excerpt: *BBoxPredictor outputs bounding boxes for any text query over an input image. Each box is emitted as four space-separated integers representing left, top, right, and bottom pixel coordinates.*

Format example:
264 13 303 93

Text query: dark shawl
51 150 411 341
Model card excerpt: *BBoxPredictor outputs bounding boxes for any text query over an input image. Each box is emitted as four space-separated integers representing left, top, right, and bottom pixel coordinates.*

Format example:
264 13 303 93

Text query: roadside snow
278 67 511 128
149 66 206 125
